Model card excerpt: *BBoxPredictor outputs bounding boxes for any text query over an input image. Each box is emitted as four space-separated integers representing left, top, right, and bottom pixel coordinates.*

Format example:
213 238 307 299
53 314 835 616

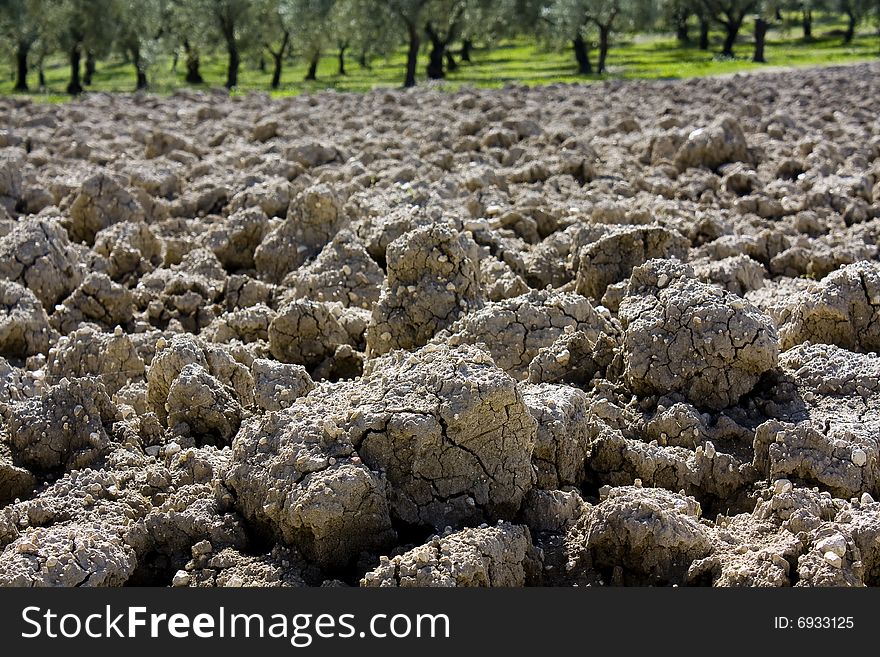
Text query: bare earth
0 61 879 587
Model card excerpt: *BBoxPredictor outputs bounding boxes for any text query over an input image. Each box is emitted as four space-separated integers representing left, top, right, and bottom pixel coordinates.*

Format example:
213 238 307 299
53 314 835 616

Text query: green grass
2 15 878 99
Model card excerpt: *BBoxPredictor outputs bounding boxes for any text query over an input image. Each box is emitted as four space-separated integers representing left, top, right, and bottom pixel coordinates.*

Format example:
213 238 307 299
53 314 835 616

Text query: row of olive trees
0 0 526 92
545 0 878 73
1 0 877 93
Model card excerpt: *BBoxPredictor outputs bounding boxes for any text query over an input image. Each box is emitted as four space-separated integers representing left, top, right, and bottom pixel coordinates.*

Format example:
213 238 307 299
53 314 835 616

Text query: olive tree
423 0 467 79
176 0 255 88
40 0 118 94
838 0 873 42
544 0 596 74
254 0 290 88
698 0 758 56
386 0 431 87
281 0 337 81
115 0 166 89
0 0 43 91
332 0 398 70
546 0 655 75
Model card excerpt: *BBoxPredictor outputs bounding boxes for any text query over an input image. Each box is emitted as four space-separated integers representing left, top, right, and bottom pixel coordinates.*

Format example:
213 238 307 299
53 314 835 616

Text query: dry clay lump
268 299 350 369
255 183 345 283
0 219 83 310
575 226 690 300
362 523 537 587
146 333 253 428
65 172 145 246
5 377 119 472
778 260 880 352
366 224 483 356
754 343 880 500
0 280 51 357
566 486 712 586
674 115 750 171
285 229 384 309
620 259 779 410
437 289 617 380
226 343 536 569
46 324 144 394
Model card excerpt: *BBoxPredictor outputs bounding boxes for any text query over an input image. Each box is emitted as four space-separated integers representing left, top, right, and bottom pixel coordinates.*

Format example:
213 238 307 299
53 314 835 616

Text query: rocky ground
0 62 879 587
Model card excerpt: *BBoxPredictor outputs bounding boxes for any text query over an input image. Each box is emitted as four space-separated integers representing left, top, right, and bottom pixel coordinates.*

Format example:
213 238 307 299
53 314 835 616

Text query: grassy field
2 14 878 99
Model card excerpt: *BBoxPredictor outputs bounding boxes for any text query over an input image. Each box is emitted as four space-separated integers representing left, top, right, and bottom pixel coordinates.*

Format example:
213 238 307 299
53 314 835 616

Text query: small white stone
852 448 867 467
165 442 181 456
773 479 793 495
823 551 843 568
704 441 716 459
816 534 847 558
555 349 571 364
657 274 670 288
860 492 875 505
172 570 191 587
380 332 392 342
226 575 244 588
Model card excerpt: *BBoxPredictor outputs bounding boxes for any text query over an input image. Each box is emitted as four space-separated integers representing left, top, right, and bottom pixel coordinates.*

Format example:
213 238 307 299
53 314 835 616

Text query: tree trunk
271 53 283 88
269 31 289 89
38 61 46 88
266 30 290 89
699 17 710 50
358 50 371 70
843 10 856 44
338 44 348 76
573 34 592 75
460 39 473 63
67 44 83 95
132 46 148 90
802 9 812 39
597 25 611 73
426 23 446 79
305 52 319 80
446 50 458 72
753 18 768 62
184 40 203 84
14 41 30 92
83 50 95 85
676 15 690 44
225 37 240 88
404 20 419 87
171 50 179 72
721 20 740 56
258 56 266 73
